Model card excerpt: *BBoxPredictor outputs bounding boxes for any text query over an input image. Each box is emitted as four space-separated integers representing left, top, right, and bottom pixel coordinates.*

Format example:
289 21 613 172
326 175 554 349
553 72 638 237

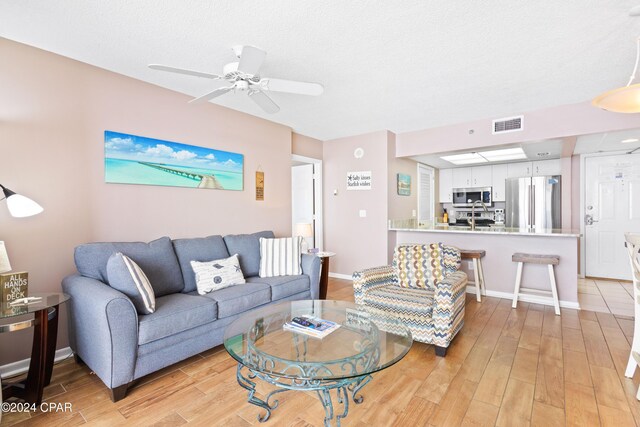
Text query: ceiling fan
149 46 323 113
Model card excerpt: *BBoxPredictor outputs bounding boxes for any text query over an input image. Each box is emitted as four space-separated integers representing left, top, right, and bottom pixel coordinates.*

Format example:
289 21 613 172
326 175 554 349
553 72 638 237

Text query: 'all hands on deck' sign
1 272 28 304
347 171 372 190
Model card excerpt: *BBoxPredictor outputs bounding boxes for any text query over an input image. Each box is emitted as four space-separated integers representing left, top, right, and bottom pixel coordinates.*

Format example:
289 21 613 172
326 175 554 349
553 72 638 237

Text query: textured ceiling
1 1 639 140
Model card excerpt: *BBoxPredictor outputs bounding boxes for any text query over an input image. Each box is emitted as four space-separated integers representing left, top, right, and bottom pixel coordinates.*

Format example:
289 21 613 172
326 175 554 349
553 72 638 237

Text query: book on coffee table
283 315 340 339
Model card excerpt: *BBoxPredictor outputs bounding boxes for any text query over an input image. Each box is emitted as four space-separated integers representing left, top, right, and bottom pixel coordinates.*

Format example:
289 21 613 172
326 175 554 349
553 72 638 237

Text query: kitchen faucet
468 200 489 230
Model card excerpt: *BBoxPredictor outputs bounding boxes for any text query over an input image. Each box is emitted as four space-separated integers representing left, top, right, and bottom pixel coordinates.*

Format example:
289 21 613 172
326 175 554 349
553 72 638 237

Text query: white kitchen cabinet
491 164 508 201
452 168 472 188
471 165 492 187
533 159 561 176
507 162 533 178
438 168 453 203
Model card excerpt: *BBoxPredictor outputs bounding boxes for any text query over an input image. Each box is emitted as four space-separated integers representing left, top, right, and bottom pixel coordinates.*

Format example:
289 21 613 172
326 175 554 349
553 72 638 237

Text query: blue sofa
61 231 321 401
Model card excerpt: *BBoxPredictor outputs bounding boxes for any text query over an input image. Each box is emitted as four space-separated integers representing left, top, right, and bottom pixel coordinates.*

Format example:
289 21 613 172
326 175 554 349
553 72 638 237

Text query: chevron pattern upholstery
353 244 467 351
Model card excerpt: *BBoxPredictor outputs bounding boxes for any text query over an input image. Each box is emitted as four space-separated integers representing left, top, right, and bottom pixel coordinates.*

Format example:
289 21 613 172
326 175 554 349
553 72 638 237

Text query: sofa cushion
258 237 303 277
246 275 310 301
172 236 230 293
74 236 183 297
106 253 156 314
193 282 271 318
363 285 434 319
224 231 274 277
138 293 218 345
191 254 246 295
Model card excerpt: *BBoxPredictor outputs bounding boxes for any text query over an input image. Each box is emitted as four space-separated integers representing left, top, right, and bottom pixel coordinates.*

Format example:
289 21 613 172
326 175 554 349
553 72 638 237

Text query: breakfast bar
388 224 581 308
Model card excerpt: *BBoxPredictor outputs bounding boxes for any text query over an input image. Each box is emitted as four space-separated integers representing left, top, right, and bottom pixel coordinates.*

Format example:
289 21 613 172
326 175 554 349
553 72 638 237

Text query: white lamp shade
295 223 313 238
592 83 640 113
0 241 11 273
6 193 44 218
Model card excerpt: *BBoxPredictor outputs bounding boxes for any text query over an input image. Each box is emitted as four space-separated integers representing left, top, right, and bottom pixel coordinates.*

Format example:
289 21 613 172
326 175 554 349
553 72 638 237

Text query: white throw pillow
191 254 246 295
259 236 303 278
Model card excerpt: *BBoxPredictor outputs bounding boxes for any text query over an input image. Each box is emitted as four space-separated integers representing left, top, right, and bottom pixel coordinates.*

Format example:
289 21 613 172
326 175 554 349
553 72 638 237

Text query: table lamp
295 222 314 253
0 241 11 273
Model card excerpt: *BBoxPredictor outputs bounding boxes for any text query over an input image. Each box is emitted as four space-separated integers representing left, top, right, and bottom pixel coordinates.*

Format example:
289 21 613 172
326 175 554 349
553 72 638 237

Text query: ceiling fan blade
189 86 234 104
260 78 324 96
237 46 266 75
248 90 280 114
149 64 221 79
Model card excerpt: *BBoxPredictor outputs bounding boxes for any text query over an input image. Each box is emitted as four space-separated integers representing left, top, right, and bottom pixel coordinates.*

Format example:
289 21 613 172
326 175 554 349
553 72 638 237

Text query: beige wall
0 38 294 365
292 133 323 159
323 131 389 275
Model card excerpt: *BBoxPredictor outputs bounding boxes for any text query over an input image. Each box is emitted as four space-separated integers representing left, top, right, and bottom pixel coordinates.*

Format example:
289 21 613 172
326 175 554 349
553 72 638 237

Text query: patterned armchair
352 243 467 356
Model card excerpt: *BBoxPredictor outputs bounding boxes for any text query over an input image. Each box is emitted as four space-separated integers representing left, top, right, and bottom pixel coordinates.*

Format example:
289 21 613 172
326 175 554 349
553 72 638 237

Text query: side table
315 251 335 300
0 293 69 405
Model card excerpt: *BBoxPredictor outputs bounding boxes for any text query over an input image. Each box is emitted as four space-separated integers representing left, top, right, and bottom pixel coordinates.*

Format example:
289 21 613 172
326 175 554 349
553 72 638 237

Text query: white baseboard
0 347 73 380
466 286 581 310
329 272 352 280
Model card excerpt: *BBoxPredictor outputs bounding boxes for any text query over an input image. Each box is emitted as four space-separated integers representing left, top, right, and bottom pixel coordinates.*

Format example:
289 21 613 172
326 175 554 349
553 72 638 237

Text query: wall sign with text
347 171 372 190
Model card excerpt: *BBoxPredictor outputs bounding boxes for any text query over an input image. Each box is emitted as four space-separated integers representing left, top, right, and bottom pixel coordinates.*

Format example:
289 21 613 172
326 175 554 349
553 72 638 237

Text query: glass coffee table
223 300 412 426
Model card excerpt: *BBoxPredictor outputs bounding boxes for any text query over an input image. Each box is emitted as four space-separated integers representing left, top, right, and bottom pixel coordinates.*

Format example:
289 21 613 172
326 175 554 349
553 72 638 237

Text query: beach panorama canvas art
104 131 243 191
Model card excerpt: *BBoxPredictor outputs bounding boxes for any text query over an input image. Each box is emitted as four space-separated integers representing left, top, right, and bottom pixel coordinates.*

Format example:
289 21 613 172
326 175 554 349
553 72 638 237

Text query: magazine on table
283 315 340 338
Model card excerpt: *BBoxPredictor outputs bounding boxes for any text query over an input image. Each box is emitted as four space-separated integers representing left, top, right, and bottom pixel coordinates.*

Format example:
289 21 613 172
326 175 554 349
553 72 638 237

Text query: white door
292 164 314 248
585 153 640 280
438 168 452 203
418 164 435 225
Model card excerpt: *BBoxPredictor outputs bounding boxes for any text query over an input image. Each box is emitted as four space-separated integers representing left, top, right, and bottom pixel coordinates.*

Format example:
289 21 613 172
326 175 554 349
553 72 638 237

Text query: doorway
291 155 323 250
583 152 640 280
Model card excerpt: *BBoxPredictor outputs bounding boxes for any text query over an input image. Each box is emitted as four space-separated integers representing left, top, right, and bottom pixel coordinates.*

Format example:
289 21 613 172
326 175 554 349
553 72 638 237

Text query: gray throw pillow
106 252 156 314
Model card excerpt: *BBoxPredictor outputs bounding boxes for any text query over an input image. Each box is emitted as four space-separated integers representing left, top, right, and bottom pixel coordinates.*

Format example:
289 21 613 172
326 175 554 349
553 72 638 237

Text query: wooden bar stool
460 249 486 302
511 253 560 315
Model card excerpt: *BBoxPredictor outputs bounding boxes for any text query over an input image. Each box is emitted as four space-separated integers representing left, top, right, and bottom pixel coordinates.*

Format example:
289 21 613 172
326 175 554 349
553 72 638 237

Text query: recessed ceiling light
621 138 639 143
440 152 488 165
479 147 527 162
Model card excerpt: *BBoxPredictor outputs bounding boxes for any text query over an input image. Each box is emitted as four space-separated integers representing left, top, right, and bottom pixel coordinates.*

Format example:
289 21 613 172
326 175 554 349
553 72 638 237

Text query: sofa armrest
62 274 138 389
301 253 322 299
352 265 396 305
432 270 468 347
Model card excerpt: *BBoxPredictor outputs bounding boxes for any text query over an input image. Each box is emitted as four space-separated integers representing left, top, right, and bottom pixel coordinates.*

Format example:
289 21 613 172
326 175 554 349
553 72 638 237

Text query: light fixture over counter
0 184 43 218
593 8 640 113
441 147 527 166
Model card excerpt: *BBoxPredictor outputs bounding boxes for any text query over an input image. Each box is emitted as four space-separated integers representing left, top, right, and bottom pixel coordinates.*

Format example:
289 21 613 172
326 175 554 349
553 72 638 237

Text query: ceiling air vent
492 115 524 135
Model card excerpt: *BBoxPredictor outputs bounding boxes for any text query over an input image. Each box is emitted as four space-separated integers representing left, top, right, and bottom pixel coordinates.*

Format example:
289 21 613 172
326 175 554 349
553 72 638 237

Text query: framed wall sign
346 171 372 190
256 171 264 201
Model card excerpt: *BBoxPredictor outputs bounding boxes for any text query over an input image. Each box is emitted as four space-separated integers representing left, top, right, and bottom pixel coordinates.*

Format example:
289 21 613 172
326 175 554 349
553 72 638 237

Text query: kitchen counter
389 225 580 308
389 224 581 238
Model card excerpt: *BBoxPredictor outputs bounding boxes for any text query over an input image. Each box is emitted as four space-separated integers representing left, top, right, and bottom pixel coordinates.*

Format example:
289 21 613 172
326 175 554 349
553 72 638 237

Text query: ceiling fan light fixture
593 36 640 113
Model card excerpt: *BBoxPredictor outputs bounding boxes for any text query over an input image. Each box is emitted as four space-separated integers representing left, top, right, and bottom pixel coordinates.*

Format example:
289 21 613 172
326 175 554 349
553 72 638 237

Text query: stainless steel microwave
452 187 492 207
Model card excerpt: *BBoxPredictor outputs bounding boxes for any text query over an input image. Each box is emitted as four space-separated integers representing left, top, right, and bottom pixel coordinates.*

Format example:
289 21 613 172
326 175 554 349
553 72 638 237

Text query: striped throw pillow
191 254 246 295
259 237 303 277
106 252 156 314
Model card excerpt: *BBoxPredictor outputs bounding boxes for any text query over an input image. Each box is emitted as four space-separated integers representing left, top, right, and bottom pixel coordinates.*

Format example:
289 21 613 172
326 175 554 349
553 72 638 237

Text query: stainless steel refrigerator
505 176 561 230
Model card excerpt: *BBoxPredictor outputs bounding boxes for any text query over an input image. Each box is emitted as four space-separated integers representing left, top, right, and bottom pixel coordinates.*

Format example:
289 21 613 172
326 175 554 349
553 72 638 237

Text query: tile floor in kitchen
578 277 635 317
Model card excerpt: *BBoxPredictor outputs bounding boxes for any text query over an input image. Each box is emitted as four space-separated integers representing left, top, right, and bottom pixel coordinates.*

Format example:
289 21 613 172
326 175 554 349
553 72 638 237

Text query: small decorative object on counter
443 209 449 223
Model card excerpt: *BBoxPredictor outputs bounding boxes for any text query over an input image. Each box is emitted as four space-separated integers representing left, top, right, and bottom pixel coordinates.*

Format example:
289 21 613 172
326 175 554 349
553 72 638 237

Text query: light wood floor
578 277 635 317
3 278 640 427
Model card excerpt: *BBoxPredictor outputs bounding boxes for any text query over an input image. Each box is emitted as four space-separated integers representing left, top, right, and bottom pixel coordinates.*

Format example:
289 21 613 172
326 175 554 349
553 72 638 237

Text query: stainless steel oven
452 187 492 207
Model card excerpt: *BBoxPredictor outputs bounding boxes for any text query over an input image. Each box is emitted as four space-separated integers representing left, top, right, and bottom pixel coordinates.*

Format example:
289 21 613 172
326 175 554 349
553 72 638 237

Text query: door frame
292 154 323 250
579 150 629 278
